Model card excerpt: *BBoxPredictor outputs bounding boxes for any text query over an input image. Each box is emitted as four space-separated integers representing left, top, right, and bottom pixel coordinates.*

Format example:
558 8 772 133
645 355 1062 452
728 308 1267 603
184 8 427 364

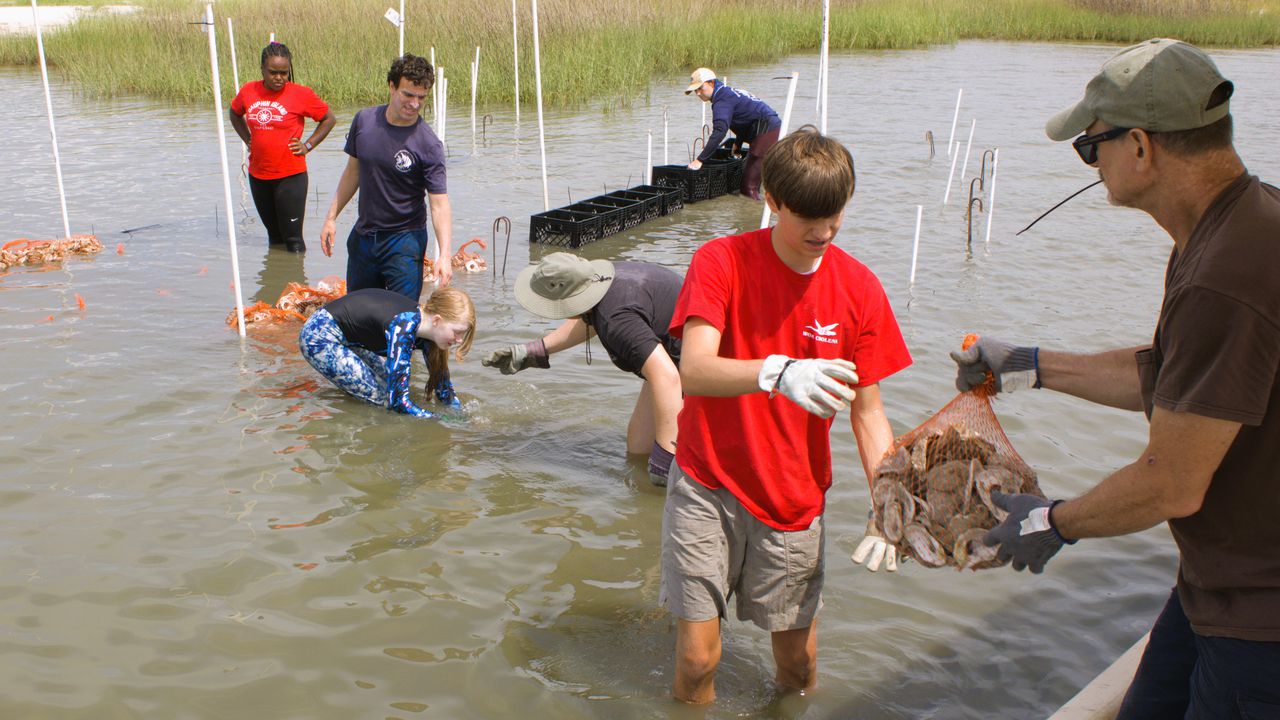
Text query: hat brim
513 258 616 319
1045 98 1095 142
684 80 704 95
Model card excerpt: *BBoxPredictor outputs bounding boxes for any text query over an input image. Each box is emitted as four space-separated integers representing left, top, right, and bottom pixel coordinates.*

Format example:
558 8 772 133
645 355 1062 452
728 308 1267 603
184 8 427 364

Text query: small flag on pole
384 7 402 27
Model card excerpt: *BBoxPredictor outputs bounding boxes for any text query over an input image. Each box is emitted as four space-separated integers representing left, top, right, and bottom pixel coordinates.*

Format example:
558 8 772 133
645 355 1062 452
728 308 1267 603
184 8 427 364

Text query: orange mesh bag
870 335 1045 571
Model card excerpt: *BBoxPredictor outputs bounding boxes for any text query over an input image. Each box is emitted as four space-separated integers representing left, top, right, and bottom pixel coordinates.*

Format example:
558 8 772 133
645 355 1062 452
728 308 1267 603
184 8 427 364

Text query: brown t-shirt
1136 173 1280 641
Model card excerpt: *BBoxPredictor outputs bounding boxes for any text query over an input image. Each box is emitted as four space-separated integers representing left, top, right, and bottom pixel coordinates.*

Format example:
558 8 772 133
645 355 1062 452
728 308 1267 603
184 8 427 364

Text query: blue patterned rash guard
299 289 460 418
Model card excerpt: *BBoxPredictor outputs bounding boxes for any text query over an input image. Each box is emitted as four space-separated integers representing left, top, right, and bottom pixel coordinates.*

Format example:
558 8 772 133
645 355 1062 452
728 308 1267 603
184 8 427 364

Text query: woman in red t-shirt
230 42 336 253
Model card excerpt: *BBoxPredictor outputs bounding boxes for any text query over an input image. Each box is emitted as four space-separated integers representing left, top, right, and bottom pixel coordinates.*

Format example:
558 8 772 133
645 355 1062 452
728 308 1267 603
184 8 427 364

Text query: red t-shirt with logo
230 81 330 180
670 228 912 531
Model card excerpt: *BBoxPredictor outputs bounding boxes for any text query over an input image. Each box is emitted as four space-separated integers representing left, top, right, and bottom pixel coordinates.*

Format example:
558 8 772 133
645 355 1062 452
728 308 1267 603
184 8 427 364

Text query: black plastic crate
529 208 603 248
598 190 661 224
652 165 712 203
702 159 737 198
566 201 627 238
631 183 683 215
584 194 645 230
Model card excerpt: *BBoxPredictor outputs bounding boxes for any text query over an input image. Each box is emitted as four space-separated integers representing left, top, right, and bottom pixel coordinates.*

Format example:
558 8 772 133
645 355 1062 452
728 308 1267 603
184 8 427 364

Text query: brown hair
388 54 435 90
760 125 856 219
421 286 476 395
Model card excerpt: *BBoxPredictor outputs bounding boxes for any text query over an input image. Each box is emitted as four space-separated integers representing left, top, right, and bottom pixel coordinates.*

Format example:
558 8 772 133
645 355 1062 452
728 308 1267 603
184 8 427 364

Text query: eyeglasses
1072 127 1130 165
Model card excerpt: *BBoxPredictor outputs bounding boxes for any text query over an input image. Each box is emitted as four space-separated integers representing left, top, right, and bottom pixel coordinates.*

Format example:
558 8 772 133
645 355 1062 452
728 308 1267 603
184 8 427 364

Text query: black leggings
249 171 309 253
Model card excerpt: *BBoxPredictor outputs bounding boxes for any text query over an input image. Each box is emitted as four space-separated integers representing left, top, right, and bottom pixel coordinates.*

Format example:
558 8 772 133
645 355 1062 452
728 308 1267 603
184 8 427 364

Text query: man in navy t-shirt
320 54 454 299
685 67 781 201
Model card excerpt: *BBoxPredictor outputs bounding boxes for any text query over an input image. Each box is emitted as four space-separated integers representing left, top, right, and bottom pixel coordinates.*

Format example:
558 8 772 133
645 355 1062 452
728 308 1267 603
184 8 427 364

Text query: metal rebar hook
969 177 983 205
692 137 704 162
925 130 935 160
967 196 985 248
481 113 494 142
980 149 995 191
492 216 511 279
700 124 710 143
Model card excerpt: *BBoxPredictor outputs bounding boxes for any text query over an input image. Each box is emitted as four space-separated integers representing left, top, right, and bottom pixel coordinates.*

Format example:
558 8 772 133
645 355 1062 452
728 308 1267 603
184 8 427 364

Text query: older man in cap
482 253 684 485
953 39 1280 717
685 67 781 200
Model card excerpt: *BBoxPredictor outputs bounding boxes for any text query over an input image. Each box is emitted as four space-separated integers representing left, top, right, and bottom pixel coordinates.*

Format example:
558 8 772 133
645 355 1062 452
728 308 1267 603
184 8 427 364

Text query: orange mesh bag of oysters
869 334 1046 571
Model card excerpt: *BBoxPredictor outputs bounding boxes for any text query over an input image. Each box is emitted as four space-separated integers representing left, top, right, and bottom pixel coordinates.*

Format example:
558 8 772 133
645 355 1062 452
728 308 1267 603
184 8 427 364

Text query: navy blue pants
1117 588 1280 720
345 227 429 301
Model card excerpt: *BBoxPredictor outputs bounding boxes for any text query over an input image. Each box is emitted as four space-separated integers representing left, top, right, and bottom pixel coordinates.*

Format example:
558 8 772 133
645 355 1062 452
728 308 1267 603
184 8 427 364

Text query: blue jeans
1117 588 1280 720
346 227 429 300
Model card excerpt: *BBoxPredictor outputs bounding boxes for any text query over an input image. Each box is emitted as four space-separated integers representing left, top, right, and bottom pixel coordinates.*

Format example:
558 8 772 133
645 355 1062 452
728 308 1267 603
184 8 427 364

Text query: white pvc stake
942 121 963 205
700 101 705 134
761 71 800 229
531 0 549 211
957 118 976 188
646 129 652 185
662 106 669 165
205 4 246 337
438 72 447 144
909 204 923 284
470 46 479 148
430 47 437 127
398 0 404 57
269 32 275 43
511 0 520 124
946 88 962 158
819 0 830 133
31 0 71 240
984 148 1000 245
227 17 247 203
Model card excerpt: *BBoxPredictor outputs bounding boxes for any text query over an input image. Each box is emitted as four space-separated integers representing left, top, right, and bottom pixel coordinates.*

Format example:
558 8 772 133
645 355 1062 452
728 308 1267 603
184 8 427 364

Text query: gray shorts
659 463 824 632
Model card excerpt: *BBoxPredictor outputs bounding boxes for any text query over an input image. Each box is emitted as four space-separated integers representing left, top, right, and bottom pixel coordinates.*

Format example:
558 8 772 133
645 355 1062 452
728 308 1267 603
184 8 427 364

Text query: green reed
0 0 1275 108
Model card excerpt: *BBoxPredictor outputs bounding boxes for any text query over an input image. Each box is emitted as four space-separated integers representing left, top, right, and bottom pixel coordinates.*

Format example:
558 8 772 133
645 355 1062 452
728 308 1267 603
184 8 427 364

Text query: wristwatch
304 140 313 152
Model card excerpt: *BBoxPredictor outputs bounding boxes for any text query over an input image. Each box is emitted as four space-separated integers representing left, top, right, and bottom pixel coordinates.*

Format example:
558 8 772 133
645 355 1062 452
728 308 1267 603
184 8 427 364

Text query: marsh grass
0 0 1276 107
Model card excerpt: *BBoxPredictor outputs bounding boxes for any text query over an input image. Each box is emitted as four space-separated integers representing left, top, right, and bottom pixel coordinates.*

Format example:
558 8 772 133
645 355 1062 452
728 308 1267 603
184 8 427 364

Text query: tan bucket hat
514 252 616 319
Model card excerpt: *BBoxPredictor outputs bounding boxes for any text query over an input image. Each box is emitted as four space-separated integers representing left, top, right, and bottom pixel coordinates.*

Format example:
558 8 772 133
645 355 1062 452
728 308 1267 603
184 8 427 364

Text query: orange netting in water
226 276 347 329
424 237 487 277
0 234 102 271
870 341 1045 571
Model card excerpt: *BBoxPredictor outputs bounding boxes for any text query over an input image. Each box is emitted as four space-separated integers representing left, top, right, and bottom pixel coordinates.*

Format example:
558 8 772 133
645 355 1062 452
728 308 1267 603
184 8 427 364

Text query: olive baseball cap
514 252 615 319
1045 38 1233 141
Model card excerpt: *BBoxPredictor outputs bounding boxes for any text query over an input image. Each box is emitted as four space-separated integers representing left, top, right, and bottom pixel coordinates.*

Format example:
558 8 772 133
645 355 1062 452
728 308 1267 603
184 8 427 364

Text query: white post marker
438 72 447 144
760 71 799 229
909 204 923 284
31 0 71 240
227 17 247 201
511 0 520 124
942 118 963 205
984 148 1000 245
646 129 652 185
819 0 830 133
470 46 479 148
204 4 246 337
662 106 669 165
957 118 976 188
531 0 549 211
384 8 402 54
946 88 962 158
269 32 275 43
399 0 404 57
430 47 437 127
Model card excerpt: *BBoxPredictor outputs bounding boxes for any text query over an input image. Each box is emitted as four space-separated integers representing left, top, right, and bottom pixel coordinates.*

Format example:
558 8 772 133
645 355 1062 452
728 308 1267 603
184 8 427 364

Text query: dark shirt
324 288 419 353
1135 174 1280 642
344 106 447 234
698 81 781 163
585 262 684 377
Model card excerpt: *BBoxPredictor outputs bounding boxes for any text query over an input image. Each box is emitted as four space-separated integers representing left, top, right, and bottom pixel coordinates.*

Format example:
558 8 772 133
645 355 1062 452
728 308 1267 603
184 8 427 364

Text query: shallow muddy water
2 40 1278 719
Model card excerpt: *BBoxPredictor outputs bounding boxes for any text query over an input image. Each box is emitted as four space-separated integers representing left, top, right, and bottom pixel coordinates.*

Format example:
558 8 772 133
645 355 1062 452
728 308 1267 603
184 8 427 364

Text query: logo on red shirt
803 319 840 344
248 100 288 126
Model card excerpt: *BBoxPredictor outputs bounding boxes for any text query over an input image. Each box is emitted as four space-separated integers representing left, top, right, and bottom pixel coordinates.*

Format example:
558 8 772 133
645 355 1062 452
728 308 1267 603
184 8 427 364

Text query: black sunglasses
1072 127 1130 165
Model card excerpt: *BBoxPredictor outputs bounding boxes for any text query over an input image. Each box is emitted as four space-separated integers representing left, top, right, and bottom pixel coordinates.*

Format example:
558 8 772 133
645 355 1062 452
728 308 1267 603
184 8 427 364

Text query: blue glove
950 336 1040 393
647 442 675 487
982 492 1071 573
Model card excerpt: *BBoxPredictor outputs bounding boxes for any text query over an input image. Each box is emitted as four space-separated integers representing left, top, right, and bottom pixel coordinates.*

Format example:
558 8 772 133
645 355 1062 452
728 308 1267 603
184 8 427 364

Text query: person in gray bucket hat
953 38 1280 718
483 252 685 485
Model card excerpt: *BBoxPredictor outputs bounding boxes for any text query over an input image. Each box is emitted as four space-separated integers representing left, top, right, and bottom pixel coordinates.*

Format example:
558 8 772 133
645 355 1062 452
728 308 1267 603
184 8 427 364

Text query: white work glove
851 517 898 572
757 354 858 418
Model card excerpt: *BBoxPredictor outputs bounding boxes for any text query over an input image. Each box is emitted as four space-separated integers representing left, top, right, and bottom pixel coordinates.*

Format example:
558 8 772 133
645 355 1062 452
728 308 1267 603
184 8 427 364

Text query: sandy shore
0 5 138 35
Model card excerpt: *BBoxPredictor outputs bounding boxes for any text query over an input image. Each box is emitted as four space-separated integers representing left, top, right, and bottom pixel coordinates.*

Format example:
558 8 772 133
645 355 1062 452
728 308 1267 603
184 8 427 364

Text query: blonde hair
420 286 476 394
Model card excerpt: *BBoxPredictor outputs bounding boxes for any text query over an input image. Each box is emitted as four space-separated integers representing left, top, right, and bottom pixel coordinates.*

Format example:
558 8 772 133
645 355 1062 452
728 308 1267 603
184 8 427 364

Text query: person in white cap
953 38 1280 717
482 253 684 484
684 67 781 200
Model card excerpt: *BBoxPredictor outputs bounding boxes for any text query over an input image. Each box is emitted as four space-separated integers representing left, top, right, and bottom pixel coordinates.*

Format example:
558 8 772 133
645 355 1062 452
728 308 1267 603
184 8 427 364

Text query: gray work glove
482 339 550 375
647 442 675 487
758 354 859 418
950 336 1040 393
982 492 1070 573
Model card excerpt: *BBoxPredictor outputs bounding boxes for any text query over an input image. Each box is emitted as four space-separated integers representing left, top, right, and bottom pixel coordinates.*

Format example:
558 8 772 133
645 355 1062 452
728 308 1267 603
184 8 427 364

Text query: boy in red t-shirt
663 126 911 704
